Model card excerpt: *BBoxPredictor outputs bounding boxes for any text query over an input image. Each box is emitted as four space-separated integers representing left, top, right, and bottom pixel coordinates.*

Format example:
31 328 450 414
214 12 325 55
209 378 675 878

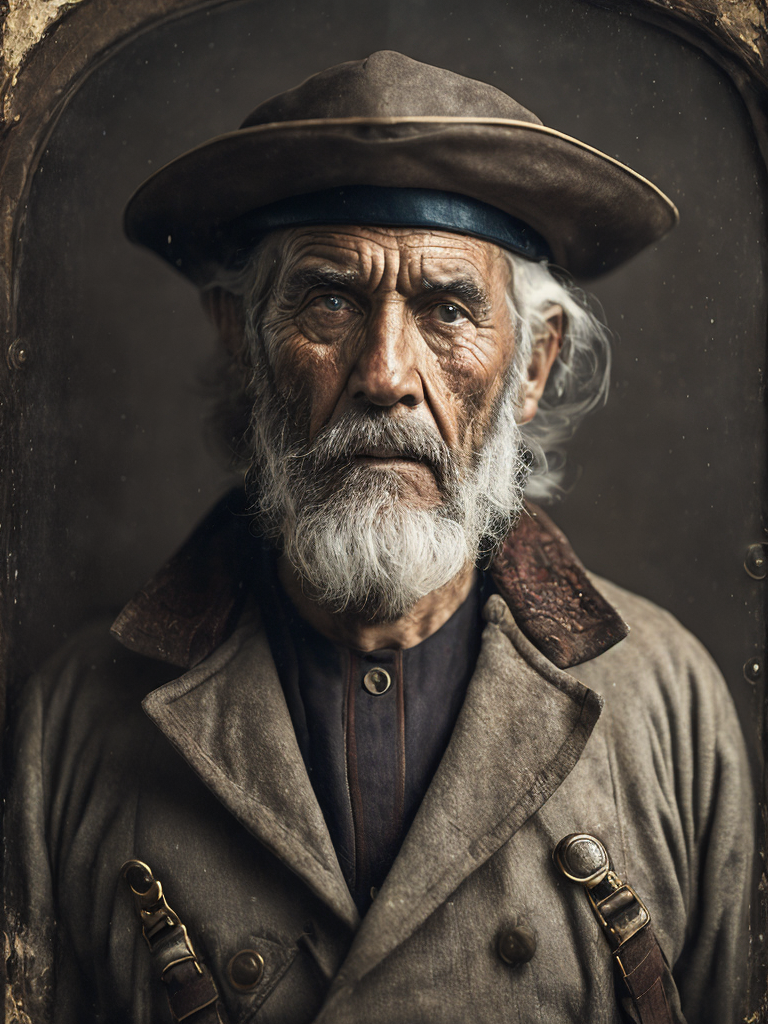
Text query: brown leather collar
110 490 627 671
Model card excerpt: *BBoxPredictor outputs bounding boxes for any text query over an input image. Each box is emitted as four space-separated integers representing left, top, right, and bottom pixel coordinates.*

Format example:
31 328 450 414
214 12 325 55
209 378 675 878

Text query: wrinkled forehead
267 224 513 295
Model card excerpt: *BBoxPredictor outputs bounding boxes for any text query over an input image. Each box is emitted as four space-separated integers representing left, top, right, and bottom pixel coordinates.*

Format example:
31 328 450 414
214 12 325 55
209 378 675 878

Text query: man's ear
519 304 564 425
200 287 247 360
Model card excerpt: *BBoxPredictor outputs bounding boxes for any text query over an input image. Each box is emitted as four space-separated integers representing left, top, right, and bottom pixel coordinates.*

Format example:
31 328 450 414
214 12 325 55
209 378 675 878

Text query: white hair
505 253 611 501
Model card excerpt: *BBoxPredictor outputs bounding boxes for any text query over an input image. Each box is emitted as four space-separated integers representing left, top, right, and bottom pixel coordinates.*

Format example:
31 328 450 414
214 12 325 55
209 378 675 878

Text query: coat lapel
141 617 360 930
115 491 616 975
138 588 602 979
329 593 603 990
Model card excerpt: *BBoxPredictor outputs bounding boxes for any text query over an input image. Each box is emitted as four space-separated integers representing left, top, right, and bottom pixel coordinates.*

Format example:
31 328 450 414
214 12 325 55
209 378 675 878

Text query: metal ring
553 833 610 888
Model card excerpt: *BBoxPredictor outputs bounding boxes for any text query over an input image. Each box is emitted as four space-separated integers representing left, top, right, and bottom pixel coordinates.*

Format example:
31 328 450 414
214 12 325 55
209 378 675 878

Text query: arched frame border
0 0 765 1014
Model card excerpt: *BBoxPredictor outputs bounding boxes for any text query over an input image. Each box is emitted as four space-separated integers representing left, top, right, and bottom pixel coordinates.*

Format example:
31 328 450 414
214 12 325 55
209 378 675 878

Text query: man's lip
352 452 434 471
354 449 420 461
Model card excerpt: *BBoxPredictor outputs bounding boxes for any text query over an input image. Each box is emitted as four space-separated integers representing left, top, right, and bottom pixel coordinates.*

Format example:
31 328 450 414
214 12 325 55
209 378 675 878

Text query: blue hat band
228 186 553 263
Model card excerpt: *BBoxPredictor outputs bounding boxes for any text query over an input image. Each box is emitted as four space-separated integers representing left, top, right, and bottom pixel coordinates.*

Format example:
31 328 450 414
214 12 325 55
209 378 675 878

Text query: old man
5 51 752 1024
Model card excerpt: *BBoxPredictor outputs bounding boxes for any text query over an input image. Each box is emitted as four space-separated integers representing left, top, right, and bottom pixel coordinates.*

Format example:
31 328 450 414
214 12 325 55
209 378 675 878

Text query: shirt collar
111 488 627 670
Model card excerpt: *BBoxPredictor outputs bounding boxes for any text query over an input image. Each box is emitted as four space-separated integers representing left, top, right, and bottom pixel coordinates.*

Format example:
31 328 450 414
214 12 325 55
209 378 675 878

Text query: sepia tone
0 0 765 1017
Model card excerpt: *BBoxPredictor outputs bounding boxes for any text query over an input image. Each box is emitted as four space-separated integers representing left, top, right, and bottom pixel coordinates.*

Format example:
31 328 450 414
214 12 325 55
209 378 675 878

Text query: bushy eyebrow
421 276 491 316
281 267 356 302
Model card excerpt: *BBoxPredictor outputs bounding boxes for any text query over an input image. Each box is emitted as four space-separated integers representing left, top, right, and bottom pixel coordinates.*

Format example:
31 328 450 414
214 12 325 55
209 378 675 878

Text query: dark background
13 0 766 778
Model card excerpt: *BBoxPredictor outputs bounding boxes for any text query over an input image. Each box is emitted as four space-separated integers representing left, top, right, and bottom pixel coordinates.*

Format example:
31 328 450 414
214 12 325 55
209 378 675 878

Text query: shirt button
498 921 537 966
362 667 392 695
227 949 265 990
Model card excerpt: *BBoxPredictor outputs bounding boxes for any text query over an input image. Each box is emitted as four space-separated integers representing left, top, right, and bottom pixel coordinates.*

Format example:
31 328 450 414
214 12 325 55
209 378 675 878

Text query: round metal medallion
553 833 610 887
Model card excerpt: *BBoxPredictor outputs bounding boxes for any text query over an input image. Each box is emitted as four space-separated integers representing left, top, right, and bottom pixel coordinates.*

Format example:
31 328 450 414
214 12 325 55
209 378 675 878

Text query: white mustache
304 409 458 491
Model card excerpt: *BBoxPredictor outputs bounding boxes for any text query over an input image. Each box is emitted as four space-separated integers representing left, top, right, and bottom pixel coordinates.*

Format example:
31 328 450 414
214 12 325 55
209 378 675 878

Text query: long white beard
245 354 529 623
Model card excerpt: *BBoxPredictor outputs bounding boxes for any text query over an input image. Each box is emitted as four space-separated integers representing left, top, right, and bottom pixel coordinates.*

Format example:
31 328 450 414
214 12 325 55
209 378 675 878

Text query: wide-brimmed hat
124 50 678 284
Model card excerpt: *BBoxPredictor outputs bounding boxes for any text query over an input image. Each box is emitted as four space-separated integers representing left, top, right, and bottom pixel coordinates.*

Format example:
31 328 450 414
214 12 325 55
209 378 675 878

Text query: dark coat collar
110 489 628 670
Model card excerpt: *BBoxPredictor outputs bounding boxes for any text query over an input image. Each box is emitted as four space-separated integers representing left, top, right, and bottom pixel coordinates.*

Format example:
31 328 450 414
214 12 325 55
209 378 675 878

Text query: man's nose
346 302 425 408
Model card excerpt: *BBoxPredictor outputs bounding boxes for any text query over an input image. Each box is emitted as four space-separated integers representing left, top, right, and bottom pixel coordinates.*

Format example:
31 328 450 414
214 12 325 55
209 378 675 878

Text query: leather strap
616 927 674 1021
121 859 229 1024
553 833 676 1024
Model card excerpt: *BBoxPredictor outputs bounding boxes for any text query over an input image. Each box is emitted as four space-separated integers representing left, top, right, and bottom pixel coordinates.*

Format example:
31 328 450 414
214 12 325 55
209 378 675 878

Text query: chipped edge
0 0 87 120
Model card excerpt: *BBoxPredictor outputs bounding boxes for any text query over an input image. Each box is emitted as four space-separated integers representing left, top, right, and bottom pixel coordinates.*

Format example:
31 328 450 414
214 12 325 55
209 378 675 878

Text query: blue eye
322 295 345 311
435 303 464 323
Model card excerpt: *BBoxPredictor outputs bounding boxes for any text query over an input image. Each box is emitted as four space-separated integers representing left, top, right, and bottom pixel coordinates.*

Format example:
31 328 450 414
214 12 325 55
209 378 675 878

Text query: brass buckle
121 859 198 960
553 834 651 953
589 882 650 951
121 860 222 1024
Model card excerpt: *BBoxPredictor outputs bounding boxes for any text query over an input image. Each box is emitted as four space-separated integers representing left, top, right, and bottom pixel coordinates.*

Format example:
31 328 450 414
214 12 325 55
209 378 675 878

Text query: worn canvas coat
4 500 753 1024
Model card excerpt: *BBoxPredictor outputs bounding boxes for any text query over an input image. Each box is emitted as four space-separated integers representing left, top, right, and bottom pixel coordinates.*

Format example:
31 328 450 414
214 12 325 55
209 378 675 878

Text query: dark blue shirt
258 548 486 914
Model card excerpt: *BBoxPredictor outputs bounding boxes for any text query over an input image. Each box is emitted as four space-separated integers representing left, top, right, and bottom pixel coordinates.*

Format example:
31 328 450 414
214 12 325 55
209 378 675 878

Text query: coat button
228 949 265 991
498 921 537 966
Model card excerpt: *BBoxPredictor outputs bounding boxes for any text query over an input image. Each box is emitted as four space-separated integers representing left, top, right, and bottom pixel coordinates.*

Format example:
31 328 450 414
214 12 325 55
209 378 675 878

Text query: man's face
241 224 549 622
260 225 518 507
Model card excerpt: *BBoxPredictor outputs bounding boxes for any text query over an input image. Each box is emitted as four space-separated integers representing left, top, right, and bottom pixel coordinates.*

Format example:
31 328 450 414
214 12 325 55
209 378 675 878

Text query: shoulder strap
122 860 229 1024
553 834 678 1024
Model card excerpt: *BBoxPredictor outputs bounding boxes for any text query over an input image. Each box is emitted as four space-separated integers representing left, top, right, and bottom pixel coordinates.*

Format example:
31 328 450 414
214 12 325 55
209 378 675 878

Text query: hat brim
124 116 678 284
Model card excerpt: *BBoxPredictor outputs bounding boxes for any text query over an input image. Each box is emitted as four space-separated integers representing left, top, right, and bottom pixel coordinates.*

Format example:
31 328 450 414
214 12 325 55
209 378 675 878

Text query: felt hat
124 50 678 284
